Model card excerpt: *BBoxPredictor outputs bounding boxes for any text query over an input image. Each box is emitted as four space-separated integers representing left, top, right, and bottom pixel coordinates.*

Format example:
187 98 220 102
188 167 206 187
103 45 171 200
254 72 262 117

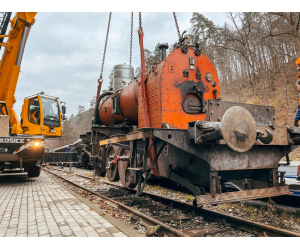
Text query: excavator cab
20 93 64 137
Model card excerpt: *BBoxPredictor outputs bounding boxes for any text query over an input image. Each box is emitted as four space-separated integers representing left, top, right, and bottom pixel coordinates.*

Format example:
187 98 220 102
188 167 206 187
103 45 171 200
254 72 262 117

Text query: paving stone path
0 171 140 237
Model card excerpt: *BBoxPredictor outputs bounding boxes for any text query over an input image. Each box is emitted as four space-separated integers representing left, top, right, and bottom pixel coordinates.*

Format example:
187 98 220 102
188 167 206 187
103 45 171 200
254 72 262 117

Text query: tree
213 12 260 88
89 96 96 109
61 119 77 145
268 12 300 58
102 69 114 93
135 43 162 78
77 105 85 115
190 12 218 53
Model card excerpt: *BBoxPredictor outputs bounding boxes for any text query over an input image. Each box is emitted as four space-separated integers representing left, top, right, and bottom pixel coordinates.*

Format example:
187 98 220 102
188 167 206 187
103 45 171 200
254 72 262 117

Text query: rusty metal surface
99 129 153 146
207 100 276 126
153 129 292 171
215 125 289 146
138 63 163 128
221 106 257 153
119 80 138 124
99 96 125 126
90 125 134 139
184 226 231 237
256 126 289 145
195 186 291 205
118 147 137 188
106 145 119 182
161 48 220 129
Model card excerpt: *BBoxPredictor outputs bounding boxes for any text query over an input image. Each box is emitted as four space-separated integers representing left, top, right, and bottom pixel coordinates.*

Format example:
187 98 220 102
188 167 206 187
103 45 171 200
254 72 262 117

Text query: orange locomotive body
98 47 219 129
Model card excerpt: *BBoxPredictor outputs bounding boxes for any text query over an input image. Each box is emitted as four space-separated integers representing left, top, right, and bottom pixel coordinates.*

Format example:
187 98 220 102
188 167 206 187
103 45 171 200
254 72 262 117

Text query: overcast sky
1 12 228 118
3 0 294 118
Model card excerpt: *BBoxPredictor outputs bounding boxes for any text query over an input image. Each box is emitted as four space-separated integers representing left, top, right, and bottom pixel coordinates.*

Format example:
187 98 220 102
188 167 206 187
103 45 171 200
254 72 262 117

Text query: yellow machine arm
0 12 64 137
0 12 37 134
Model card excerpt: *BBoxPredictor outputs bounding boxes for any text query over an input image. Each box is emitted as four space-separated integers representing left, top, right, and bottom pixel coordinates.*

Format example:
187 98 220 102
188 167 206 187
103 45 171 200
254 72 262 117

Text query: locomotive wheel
98 147 107 177
118 148 138 189
106 145 119 182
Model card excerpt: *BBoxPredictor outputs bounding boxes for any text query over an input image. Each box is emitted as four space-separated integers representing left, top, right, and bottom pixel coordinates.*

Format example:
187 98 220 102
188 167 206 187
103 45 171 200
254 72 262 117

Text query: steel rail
42 168 189 237
44 167 300 237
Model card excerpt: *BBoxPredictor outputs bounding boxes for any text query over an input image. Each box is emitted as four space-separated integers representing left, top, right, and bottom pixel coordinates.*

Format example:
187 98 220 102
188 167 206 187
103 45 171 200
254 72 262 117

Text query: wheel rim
98 147 107 177
106 145 119 182
118 148 138 189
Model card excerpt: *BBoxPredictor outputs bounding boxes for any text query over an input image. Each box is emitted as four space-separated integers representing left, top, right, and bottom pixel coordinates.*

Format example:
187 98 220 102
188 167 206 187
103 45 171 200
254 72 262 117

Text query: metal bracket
168 171 205 196
256 129 273 144
189 120 222 145
210 172 221 194
111 92 121 115
242 179 252 190
278 171 286 186
136 140 167 196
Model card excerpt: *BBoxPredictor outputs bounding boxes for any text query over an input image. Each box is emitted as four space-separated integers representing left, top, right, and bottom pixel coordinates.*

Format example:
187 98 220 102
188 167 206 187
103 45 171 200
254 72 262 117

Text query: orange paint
99 47 220 130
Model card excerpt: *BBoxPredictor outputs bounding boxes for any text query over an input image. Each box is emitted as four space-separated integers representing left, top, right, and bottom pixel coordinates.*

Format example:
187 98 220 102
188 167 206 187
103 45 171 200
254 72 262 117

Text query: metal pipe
159 43 169 61
15 22 30 66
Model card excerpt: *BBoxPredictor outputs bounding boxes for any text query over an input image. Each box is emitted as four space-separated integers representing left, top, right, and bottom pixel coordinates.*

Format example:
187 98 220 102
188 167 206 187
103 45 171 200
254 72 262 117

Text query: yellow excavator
0 12 65 177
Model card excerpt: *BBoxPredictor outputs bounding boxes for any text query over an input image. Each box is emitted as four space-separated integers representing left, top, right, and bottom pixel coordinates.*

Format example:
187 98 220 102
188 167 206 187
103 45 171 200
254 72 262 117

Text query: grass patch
244 205 257 215
85 172 93 178
99 175 108 180
185 195 195 202
218 203 233 211
150 185 161 191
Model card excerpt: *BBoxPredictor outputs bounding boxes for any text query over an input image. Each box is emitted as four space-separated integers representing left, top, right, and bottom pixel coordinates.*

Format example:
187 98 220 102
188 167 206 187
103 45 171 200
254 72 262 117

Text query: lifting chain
138 12 143 34
173 12 181 40
129 12 133 66
98 12 112 84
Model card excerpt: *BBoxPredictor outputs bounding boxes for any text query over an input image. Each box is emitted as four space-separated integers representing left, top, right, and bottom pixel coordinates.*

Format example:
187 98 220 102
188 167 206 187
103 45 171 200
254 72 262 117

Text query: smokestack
159 43 169 61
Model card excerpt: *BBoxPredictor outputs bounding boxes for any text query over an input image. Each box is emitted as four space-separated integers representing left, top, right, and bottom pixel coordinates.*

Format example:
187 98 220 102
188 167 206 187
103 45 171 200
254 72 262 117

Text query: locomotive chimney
159 43 169 61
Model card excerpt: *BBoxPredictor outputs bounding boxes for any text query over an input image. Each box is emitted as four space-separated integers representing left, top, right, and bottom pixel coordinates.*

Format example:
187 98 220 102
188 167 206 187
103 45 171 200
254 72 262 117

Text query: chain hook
138 12 143 34
129 12 133 66
98 12 112 85
173 12 181 41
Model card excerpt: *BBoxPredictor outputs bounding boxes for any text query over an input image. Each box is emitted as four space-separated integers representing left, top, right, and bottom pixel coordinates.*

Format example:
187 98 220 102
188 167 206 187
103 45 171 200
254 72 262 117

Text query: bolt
267 107 270 111
210 101 213 105
217 117 221 121
196 120 203 128
217 102 220 106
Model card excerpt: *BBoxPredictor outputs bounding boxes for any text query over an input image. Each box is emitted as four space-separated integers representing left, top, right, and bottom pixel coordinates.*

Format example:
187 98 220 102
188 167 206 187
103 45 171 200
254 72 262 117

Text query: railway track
42 167 300 237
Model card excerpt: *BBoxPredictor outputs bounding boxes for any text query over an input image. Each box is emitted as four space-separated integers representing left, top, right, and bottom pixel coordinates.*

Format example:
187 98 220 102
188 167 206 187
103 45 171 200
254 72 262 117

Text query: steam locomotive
78 42 300 206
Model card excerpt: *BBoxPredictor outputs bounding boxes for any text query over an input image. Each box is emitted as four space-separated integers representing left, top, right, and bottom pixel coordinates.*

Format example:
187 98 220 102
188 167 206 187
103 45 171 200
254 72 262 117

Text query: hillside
221 61 300 160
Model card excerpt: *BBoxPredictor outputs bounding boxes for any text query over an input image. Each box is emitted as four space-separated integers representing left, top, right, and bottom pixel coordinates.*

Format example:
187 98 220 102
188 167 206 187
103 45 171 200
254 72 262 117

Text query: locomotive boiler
80 42 300 205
